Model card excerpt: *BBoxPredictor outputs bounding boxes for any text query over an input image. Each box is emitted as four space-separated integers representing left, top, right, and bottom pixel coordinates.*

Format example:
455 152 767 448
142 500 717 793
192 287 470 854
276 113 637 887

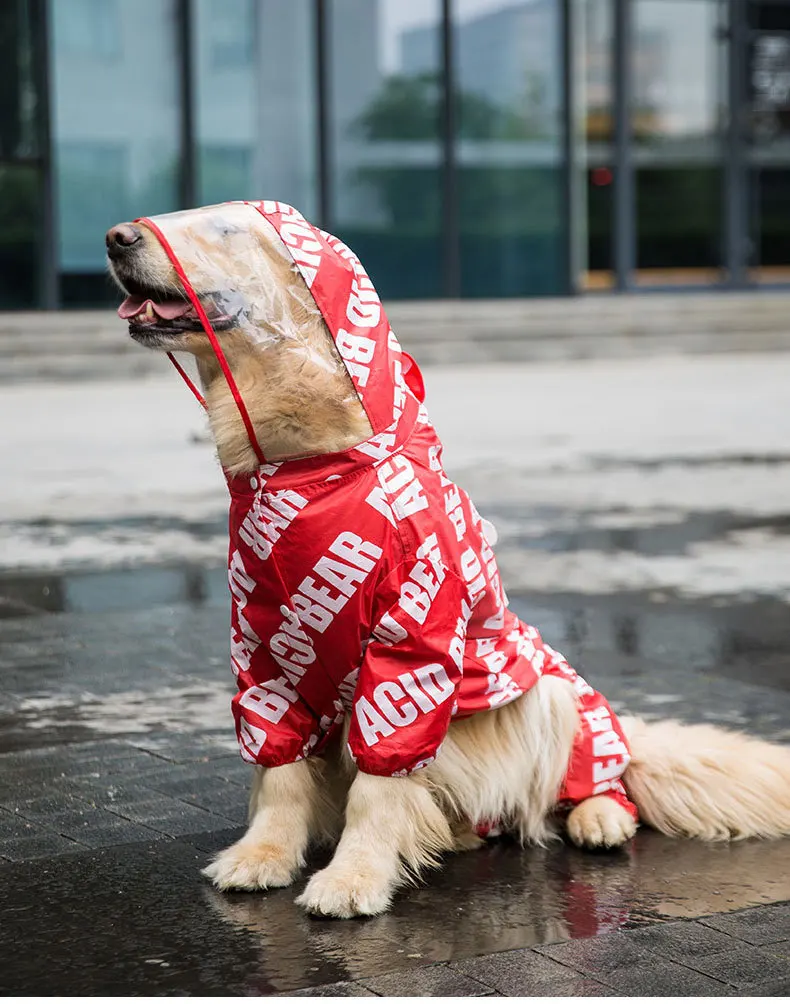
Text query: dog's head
106 202 385 466
106 203 319 358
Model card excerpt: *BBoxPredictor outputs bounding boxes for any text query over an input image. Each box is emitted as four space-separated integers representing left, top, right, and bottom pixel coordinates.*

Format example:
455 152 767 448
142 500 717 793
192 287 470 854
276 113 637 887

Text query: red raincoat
141 200 637 825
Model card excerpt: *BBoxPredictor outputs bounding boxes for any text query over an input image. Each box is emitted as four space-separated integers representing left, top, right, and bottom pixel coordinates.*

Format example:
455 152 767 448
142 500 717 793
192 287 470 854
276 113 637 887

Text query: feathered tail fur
621 716 790 840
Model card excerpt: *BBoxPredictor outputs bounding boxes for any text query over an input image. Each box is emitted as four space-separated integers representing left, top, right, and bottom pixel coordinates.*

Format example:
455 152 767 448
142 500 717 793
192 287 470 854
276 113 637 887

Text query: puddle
14 682 233 738
1 562 789 694
3 508 790 618
498 509 790 557
587 452 790 471
511 593 790 697
0 564 228 618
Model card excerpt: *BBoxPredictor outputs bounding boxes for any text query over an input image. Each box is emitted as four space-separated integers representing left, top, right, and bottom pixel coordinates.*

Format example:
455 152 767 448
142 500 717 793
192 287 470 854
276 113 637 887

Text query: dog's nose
106 223 142 252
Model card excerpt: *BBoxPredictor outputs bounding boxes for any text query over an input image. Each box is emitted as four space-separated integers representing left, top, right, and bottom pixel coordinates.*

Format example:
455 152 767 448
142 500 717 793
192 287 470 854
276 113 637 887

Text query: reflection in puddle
202 843 640 993
16 682 233 736
514 594 790 695
0 565 227 617
202 832 790 993
497 509 790 557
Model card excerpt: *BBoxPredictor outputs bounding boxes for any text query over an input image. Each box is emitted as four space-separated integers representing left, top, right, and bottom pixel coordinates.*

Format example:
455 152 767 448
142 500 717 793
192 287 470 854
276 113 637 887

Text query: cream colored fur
111 215 790 919
621 716 790 841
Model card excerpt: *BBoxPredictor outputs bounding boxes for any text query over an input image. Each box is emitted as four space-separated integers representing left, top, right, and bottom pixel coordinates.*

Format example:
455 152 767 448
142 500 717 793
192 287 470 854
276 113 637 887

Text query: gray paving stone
135 770 248 814
40 810 164 848
602 960 728 996
0 808 48 840
185 827 245 854
766 941 790 959
684 945 790 988
362 963 490 996
536 932 657 975
542 979 619 996
211 760 252 785
125 735 237 764
92 795 187 819
699 902 790 946
0 792 96 818
450 949 590 995
65 754 161 779
67 739 153 761
288 982 377 996
0 746 74 769
748 978 790 996
178 792 247 824
106 800 235 838
134 759 225 780
140 814 235 838
66 780 162 807
624 920 739 959
0 781 42 806
0 765 73 796
0 832 83 861
737 977 790 996
53 743 163 775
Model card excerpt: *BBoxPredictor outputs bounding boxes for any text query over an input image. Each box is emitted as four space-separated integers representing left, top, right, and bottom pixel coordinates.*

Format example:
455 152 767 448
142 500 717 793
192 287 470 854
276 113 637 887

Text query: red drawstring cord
136 216 266 465
166 352 205 407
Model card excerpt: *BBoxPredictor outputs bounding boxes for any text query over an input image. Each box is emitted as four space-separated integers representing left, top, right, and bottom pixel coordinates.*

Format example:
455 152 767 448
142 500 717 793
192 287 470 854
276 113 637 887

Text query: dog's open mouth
117 278 239 343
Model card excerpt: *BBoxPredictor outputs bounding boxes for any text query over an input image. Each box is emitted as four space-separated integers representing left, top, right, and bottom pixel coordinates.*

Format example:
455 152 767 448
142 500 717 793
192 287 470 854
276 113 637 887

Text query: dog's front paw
202 839 299 891
566 795 637 849
295 862 393 918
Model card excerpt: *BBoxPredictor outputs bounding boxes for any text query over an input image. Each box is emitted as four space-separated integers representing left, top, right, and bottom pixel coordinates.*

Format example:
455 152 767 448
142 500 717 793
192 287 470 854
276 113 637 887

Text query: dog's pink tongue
118 296 193 320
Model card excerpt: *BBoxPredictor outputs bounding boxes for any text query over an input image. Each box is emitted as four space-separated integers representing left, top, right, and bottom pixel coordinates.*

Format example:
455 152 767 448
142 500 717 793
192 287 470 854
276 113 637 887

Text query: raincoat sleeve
347 552 470 777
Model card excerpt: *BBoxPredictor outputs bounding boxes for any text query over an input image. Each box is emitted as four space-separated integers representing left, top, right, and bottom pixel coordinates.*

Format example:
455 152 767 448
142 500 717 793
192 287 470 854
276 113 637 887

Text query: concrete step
2 291 790 381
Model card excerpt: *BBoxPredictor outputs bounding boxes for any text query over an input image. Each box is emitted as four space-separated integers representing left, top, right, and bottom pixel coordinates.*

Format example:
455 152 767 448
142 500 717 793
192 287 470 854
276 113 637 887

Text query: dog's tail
620 717 790 840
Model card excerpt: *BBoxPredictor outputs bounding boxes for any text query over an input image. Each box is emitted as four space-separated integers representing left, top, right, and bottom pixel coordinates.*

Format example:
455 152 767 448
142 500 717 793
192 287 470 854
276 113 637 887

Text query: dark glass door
0 0 48 308
747 0 790 283
632 0 728 286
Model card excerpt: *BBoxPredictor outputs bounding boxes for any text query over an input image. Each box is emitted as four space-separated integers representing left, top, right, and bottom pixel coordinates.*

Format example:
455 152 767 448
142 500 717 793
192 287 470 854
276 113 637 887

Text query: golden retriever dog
107 205 790 920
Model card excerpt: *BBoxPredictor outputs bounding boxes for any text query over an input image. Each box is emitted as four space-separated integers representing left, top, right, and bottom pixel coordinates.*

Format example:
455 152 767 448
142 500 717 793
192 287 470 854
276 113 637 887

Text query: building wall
3 0 790 309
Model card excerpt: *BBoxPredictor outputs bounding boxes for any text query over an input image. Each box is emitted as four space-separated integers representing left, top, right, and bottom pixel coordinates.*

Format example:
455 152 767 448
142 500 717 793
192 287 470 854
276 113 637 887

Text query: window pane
453 0 566 297
328 0 443 299
633 0 727 285
195 0 318 216
50 0 180 285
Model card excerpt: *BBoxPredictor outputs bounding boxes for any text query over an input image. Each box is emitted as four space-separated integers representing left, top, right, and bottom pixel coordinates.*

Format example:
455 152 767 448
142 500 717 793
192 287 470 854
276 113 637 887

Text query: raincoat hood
135 200 424 471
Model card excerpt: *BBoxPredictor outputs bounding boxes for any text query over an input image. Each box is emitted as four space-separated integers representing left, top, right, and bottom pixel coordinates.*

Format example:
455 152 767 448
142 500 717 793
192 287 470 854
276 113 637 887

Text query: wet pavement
1 543 788 754
1 829 789 995
0 574 788 995
1 358 790 994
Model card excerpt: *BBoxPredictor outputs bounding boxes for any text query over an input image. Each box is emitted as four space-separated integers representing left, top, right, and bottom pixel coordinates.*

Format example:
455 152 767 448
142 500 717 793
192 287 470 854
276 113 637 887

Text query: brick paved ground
1 596 788 994
301 903 790 996
0 736 247 861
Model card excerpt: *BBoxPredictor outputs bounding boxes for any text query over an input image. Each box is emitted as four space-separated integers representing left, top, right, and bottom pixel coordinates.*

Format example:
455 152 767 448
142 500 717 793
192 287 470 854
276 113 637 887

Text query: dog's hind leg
296 771 454 918
203 757 341 891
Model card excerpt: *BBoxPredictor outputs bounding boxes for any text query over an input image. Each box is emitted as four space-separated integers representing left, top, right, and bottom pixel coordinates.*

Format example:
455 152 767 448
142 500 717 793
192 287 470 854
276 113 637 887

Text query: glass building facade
3 0 790 308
